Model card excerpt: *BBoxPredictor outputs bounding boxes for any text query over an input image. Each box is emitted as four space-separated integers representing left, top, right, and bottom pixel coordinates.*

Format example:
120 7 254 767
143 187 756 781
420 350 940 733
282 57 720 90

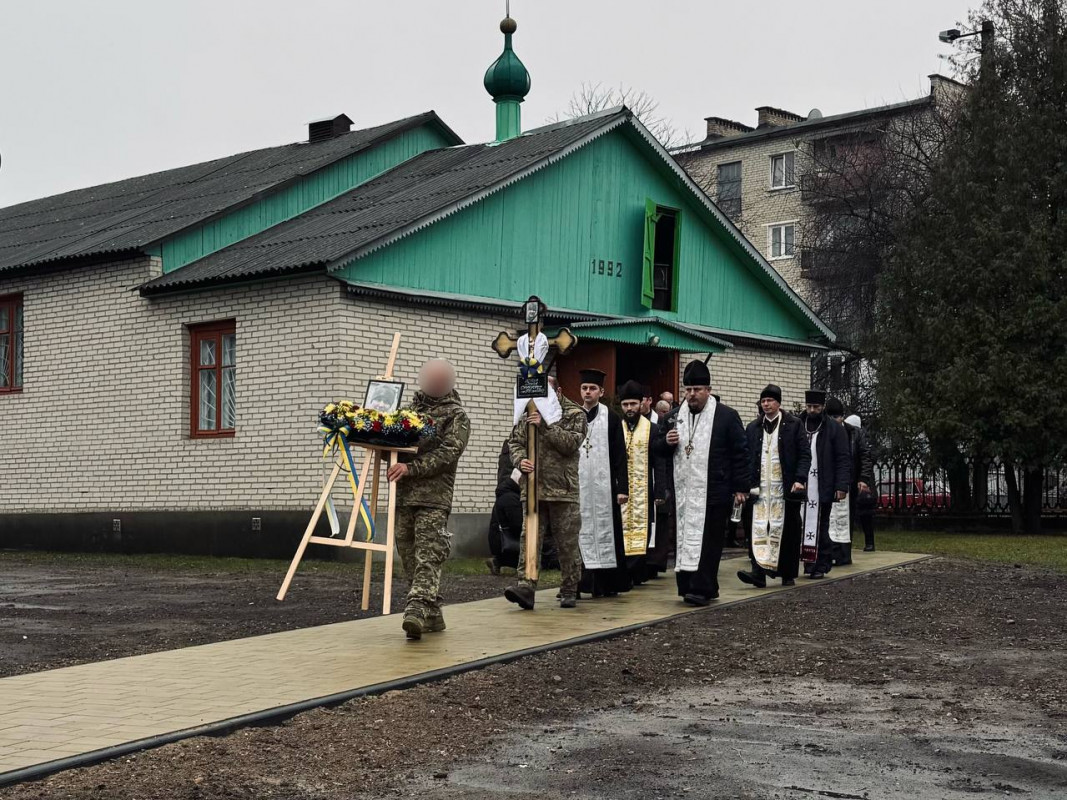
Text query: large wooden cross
492 296 577 581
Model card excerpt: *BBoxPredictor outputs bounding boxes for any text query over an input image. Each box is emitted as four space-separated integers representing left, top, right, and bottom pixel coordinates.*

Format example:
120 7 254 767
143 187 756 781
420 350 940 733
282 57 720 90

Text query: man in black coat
652 360 749 605
826 398 875 565
487 470 522 573
846 413 878 551
738 384 810 587
798 390 851 578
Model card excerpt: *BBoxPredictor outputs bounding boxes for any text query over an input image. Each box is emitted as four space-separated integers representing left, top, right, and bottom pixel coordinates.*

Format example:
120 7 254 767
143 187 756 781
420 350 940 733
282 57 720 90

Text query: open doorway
556 342 678 401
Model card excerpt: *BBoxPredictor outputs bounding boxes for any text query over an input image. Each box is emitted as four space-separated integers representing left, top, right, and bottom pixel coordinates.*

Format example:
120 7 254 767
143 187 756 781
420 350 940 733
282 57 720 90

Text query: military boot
402 606 427 640
425 609 446 633
504 583 536 610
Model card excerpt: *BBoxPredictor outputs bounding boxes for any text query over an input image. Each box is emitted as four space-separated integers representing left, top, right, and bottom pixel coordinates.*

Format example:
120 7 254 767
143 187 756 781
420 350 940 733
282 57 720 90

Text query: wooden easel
276 333 416 615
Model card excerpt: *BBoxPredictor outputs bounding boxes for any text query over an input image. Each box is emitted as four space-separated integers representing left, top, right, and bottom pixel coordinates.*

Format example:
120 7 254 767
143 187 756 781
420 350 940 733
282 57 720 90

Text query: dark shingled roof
0 111 460 274
139 110 629 294
672 95 931 156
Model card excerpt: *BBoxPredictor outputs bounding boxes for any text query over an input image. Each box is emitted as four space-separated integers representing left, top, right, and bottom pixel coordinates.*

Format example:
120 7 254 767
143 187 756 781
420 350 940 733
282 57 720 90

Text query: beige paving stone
0 552 923 781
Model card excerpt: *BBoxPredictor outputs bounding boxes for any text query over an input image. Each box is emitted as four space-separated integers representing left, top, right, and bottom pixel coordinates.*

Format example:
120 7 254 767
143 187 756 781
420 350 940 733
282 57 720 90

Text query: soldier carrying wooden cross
492 297 585 610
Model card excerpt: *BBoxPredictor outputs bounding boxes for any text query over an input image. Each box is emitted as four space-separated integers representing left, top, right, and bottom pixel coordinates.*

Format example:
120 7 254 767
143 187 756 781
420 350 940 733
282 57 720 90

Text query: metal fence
871 458 1067 517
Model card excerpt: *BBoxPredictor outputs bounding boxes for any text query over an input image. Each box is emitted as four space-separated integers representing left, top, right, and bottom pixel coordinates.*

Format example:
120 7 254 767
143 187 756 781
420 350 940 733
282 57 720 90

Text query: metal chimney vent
308 114 353 144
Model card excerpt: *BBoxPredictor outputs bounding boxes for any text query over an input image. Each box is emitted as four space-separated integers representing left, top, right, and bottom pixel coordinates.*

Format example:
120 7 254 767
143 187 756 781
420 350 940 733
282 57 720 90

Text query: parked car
877 479 951 513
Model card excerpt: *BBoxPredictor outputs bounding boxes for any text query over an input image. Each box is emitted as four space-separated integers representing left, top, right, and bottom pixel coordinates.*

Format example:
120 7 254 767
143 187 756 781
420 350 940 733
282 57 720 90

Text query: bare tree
796 83 964 430
550 82 690 149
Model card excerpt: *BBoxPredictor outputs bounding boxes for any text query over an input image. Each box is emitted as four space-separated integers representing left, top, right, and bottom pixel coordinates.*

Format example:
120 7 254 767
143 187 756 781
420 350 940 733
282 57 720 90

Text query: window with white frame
770 151 795 189
769 223 795 259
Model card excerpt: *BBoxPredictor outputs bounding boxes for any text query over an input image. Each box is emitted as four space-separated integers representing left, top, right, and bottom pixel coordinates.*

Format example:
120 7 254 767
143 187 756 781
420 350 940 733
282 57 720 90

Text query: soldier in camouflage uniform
504 376 588 610
387 359 471 640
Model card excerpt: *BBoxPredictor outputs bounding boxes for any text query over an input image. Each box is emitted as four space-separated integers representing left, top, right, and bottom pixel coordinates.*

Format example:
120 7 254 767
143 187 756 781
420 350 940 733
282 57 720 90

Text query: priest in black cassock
617 379 665 585
738 384 810 588
652 360 749 605
797 390 851 579
576 369 632 597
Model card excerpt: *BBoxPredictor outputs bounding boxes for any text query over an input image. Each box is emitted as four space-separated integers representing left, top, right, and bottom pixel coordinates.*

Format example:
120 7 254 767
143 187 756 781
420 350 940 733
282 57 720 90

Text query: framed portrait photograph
363 379 405 413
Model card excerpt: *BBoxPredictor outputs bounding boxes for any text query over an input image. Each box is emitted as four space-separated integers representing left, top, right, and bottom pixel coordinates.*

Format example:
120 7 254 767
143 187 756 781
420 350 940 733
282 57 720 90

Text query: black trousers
812 503 834 574
645 509 673 573
676 504 730 599
859 513 875 547
748 503 802 581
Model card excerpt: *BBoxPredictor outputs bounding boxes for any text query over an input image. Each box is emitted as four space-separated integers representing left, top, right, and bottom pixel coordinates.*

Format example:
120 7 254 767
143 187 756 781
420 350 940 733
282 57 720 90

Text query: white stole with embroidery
802 431 820 561
674 399 717 572
829 491 851 543
752 419 786 570
579 404 616 569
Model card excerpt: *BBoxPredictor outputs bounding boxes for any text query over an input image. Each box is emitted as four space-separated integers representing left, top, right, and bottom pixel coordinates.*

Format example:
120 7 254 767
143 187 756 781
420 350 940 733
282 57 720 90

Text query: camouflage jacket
398 390 471 510
509 394 588 503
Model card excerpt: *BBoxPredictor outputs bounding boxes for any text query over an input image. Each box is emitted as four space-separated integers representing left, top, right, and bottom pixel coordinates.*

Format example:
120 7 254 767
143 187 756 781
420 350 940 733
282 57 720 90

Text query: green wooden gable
155 122 457 273
334 123 829 345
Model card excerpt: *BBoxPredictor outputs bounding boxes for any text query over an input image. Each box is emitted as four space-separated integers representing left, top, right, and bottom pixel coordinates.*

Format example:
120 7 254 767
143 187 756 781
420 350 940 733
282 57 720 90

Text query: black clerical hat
579 369 606 387
618 380 644 401
825 397 845 417
682 360 710 387
805 389 826 405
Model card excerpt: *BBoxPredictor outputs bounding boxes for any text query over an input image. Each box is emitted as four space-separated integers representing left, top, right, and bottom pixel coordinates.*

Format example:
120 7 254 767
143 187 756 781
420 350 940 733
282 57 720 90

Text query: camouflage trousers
395 506 452 614
517 500 582 595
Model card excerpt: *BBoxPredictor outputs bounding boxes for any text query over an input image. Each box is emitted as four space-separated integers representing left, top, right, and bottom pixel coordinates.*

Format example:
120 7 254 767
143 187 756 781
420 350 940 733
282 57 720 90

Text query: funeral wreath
319 400 436 448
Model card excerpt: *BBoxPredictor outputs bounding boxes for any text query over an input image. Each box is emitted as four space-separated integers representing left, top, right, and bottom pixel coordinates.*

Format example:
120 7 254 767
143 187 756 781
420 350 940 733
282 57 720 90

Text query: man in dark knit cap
798 390 851 578
738 384 810 588
576 368 632 597
652 359 749 605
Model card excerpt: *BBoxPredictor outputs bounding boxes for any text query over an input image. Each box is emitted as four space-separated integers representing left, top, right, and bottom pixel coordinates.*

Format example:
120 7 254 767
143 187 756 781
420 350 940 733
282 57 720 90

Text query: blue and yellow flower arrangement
319 400 436 447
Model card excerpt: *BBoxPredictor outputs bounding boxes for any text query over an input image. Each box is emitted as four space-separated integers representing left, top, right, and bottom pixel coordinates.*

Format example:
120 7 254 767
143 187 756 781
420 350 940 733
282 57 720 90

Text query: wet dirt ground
0 554 508 677
1 557 1064 799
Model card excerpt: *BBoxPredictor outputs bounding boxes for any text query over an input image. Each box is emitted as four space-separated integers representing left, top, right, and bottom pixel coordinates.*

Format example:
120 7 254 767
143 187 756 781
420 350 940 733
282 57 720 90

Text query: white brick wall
0 259 520 516
679 345 812 421
678 138 811 300
710 345 812 417
0 258 812 517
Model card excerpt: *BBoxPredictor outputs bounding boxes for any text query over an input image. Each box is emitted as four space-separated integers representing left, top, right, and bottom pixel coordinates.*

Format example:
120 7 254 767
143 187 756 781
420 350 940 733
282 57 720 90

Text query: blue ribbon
519 356 544 380
319 426 376 541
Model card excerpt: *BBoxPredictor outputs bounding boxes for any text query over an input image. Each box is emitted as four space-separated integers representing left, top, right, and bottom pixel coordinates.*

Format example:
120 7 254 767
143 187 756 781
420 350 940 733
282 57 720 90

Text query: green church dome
483 17 531 102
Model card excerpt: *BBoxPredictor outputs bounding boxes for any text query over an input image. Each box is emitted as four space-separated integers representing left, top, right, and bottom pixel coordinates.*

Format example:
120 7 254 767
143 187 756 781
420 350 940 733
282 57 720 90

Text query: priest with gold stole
617 380 664 585
738 384 810 589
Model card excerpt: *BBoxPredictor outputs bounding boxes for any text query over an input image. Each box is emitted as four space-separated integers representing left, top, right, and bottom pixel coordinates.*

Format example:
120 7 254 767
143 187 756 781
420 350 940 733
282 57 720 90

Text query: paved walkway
0 551 924 784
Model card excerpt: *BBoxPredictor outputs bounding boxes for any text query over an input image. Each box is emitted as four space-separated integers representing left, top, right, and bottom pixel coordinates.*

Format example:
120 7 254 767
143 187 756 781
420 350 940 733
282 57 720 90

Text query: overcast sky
0 0 976 207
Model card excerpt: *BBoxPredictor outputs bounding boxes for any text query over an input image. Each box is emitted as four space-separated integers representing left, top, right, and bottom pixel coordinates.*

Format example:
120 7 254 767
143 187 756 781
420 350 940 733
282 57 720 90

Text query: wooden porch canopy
560 317 732 354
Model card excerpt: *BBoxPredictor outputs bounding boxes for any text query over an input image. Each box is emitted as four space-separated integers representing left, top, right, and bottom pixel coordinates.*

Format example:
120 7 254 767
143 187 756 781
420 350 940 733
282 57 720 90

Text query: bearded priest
617 379 665 585
577 368 632 597
653 360 749 605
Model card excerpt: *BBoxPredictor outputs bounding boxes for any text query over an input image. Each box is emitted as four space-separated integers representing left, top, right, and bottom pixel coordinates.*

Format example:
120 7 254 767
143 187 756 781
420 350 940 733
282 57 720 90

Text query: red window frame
0 293 23 394
190 320 236 438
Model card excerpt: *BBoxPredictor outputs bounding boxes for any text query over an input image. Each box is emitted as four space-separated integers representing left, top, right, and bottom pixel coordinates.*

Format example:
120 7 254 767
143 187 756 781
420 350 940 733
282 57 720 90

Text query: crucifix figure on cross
492 295 578 581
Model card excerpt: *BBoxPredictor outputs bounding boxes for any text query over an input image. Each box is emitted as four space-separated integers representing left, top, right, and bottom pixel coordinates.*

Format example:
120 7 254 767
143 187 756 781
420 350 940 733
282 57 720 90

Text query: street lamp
939 19 994 48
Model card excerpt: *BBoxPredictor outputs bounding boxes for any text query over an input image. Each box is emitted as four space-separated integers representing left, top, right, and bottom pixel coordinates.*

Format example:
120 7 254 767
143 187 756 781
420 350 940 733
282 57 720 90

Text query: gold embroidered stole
622 416 651 556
